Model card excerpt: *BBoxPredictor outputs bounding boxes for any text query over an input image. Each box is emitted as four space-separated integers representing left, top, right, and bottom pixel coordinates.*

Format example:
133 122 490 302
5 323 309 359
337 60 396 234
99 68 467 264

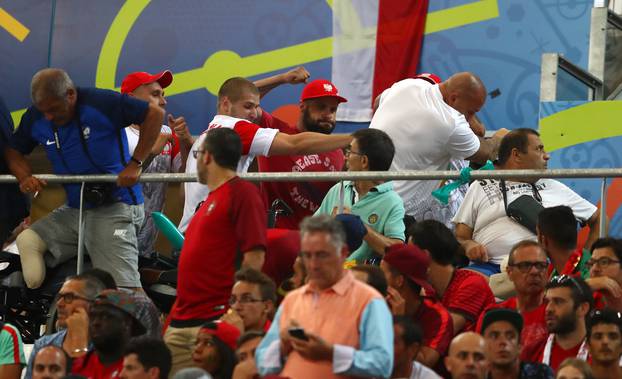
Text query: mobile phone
288 327 309 341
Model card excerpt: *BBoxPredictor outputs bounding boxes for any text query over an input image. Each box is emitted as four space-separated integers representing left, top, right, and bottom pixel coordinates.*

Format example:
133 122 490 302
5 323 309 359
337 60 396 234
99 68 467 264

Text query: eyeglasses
344 147 365 157
192 149 205 159
508 261 548 273
228 294 263 306
586 257 621 270
57 292 93 304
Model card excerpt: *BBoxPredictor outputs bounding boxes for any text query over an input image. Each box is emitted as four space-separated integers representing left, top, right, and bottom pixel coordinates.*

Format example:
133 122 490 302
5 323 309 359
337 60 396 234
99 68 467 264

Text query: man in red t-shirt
256 79 347 229
380 244 454 370
476 240 549 361
72 290 146 379
165 128 268 376
521 275 593 372
408 220 494 334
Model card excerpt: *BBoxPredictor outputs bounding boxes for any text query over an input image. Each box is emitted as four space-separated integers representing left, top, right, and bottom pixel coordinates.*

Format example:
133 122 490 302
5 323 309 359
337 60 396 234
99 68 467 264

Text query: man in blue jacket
4 68 164 289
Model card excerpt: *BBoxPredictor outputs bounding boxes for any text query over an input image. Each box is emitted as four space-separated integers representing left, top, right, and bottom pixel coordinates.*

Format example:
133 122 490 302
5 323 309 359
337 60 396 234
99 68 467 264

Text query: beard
302 108 335 134
548 311 577 335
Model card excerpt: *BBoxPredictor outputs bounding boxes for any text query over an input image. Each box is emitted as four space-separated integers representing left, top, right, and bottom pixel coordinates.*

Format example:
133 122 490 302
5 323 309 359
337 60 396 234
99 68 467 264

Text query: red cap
300 79 347 103
414 73 442 85
121 70 173 94
383 244 435 296
199 321 241 351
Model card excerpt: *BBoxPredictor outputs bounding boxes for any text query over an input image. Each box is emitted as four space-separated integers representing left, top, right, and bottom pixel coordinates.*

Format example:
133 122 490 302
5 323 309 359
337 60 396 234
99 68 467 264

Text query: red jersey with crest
257 111 344 229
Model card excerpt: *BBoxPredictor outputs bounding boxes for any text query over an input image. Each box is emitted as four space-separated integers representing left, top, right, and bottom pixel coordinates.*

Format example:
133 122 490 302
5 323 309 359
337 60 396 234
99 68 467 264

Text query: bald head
440 72 486 120
33 345 69 379
31 68 75 105
445 332 488 379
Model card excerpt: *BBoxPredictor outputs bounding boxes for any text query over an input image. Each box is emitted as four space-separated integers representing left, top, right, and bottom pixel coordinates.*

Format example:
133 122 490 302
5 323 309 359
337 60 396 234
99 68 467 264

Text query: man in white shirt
392 316 441 379
369 72 506 225
453 128 600 275
121 70 194 257
179 76 353 233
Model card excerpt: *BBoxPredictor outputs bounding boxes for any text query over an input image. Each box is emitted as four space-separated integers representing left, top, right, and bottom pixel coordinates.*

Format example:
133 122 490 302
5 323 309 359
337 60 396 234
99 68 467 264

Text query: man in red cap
121 70 194 257
256 77 347 229
381 243 454 371
178 69 353 233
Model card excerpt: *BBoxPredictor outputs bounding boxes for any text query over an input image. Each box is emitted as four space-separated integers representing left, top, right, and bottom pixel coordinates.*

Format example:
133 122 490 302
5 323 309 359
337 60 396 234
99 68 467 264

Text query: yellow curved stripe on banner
0 7 29 41
95 0 150 89
539 101 622 152
425 0 499 34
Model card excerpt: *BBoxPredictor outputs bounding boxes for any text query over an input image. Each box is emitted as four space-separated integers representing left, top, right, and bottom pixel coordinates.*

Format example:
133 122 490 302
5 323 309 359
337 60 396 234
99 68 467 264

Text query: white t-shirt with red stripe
178 115 278 232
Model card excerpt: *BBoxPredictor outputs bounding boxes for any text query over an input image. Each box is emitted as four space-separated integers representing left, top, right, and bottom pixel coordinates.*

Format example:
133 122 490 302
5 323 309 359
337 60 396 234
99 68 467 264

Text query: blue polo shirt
315 181 405 263
9 87 149 208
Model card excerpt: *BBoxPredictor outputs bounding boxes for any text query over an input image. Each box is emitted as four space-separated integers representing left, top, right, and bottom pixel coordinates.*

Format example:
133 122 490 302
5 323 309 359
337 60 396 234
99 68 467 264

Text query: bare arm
455 223 488 262
0 364 22 379
416 346 441 368
242 248 265 271
449 311 467 335
253 66 310 98
466 128 508 164
5 147 46 193
363 226 402 257
117 103 164 187
268 132 352 156
584 208 604 250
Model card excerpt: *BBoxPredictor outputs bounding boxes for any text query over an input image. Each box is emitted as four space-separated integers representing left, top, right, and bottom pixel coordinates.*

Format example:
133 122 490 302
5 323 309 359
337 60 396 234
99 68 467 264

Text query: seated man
392 316 441 379
444 332 488 379
121 70 194 257
25 274 105 379
221 268 277 334
71 290 147 377
481 309 553 379
315 128 405 263
453 128 600 276
231 331 265 379
587 308 622 379
32 345 69 379
476 240 549 361
587 238 622 312
120 335 172 379
409 220 494 333
381 244 454 369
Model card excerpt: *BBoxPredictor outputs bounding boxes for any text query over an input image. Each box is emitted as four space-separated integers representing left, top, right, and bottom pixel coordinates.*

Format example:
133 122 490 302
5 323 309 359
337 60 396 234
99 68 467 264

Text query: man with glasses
587 308 622 379
587 238 622 312
257 215 394 379
314 128 405 263
523 275 593 372
24 274 105 379
165 128 267 376
454 128 600 276
476 240 549 360
221 268 276 334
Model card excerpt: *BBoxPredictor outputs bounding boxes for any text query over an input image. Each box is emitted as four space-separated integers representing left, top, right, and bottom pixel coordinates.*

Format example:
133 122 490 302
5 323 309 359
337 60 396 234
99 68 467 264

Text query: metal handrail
1 168 622 183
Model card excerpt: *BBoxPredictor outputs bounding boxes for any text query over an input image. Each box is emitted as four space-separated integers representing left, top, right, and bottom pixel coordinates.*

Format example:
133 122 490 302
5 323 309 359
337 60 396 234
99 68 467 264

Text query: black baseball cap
481 308 523 334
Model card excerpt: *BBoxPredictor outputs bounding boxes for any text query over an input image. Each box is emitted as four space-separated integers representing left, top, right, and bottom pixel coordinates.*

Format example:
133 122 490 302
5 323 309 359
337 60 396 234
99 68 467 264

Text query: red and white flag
332 0 429 122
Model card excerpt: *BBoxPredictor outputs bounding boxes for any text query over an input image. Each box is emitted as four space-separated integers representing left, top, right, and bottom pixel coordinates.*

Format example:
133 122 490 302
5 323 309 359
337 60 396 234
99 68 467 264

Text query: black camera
83 183 115 207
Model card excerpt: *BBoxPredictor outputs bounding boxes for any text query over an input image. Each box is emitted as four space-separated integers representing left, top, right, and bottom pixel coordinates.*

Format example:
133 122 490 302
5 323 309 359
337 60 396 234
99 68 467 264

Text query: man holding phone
256 215 393 379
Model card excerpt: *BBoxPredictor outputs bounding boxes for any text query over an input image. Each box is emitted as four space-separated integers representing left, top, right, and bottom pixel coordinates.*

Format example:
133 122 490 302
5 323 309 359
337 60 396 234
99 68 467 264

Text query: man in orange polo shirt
256 215 393 378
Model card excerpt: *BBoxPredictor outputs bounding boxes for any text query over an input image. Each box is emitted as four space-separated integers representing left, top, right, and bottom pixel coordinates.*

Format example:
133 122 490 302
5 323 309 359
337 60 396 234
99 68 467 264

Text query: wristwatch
130 156 143 167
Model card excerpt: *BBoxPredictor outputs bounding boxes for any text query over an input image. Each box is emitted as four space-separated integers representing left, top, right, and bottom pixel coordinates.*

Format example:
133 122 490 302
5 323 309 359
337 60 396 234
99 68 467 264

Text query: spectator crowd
0 66 618 379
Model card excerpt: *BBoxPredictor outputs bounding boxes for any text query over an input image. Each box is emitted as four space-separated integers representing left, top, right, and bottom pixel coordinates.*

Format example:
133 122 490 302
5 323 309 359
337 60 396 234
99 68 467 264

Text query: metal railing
2 168 618 273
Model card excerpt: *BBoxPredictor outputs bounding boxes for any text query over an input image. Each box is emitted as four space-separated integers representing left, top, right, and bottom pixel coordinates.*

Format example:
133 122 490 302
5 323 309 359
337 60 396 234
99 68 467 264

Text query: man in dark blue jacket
4 68 164 289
